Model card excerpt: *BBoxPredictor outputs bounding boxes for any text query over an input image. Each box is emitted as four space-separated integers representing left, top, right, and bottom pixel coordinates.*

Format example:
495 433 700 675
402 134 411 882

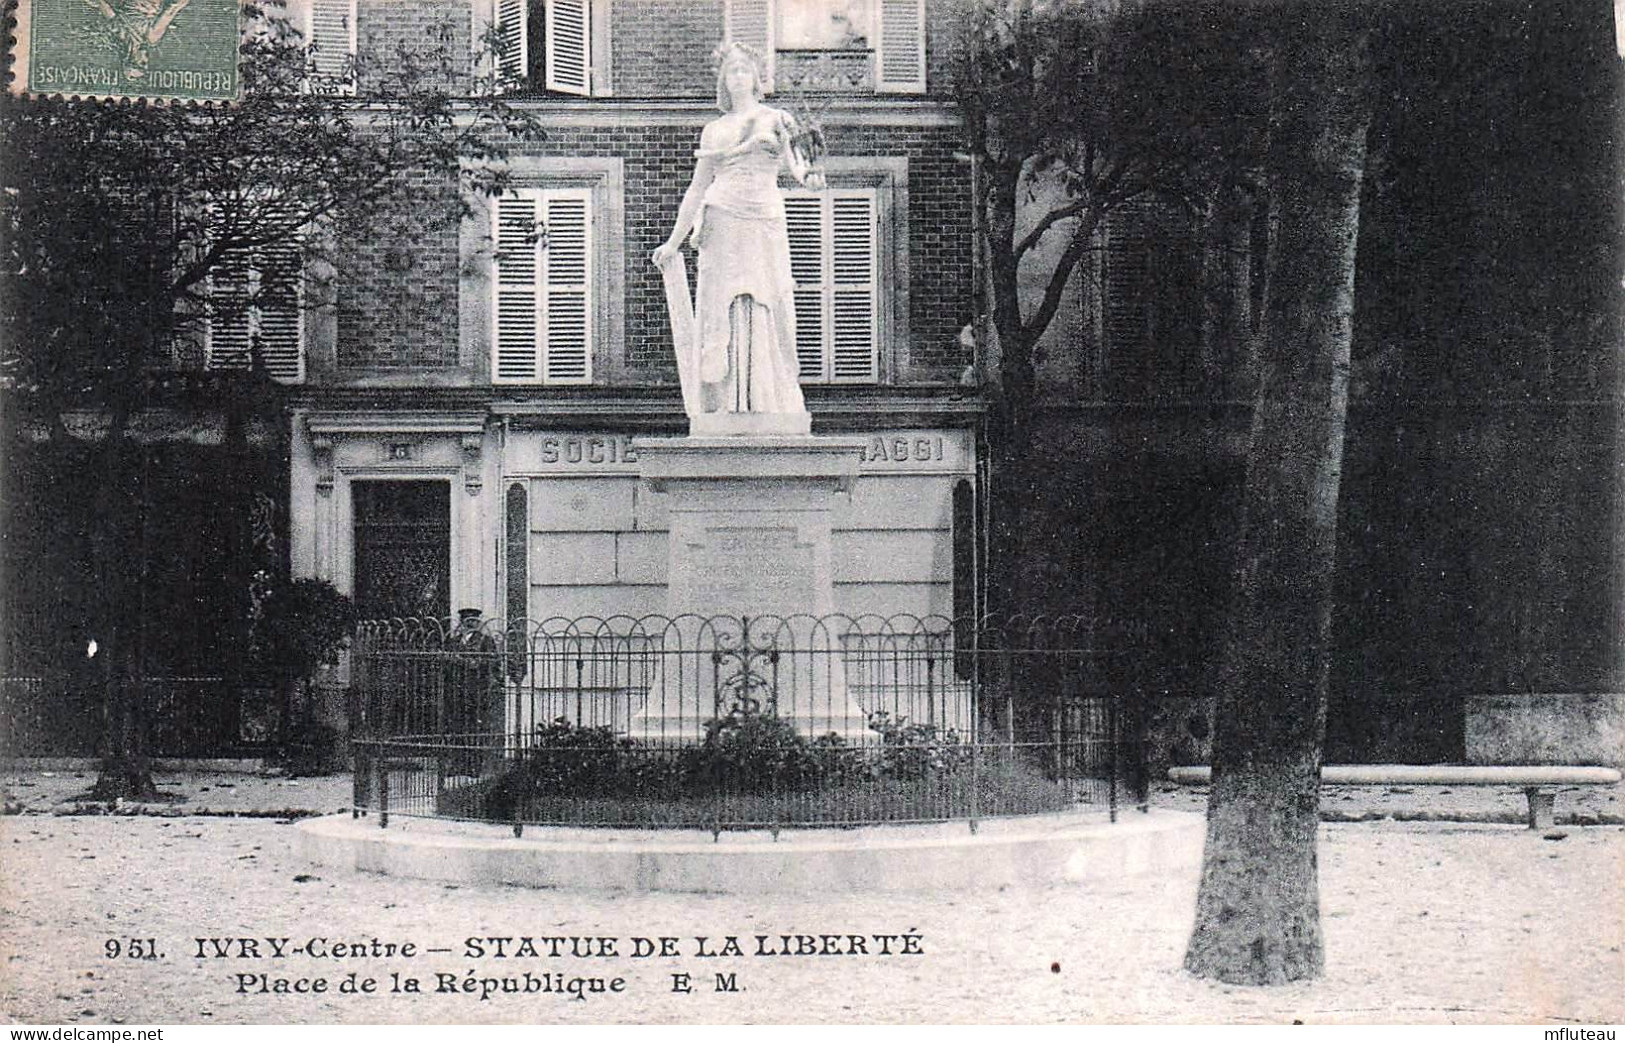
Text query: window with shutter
291 0 356 94
484 1 610 95
724 0 776 92
874 0 925 93
544 0 590 95
205 242 306 384
1102 199 1202 399
758 0 925 94
785 187 878 383
492 0 529 88
1103 202 1154 397
492 187 594 385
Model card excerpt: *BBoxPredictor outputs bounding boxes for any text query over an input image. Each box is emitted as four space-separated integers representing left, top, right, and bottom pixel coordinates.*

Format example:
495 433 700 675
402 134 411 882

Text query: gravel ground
1 770 1622 1025
5 769 1621 824
0 769 353 817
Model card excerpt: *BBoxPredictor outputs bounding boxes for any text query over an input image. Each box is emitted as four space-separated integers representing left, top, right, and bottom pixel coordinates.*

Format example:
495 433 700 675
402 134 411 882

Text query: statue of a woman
652 43 825 422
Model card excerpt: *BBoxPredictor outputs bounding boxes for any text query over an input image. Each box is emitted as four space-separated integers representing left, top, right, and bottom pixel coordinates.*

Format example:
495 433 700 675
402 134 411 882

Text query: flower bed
437 710 1092 829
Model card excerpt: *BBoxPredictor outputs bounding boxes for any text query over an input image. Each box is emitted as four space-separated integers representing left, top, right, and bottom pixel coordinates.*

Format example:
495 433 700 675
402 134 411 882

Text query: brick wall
924 0 967 99
527 118 973 377
330 115 971 377
609 0 723 97
356 0 473 93
339 1 963 100
825 120 973 373
337 171 464 370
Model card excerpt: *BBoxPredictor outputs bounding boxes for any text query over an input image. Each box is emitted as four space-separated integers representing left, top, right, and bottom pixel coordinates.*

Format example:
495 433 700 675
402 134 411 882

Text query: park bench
1166 764 1622 829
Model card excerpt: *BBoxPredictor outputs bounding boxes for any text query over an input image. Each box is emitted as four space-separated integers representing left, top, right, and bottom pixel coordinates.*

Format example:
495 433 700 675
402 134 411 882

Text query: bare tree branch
1023 207 1103 341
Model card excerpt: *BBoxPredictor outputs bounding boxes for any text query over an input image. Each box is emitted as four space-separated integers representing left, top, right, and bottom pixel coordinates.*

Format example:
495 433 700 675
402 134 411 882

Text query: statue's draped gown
692 127 807 415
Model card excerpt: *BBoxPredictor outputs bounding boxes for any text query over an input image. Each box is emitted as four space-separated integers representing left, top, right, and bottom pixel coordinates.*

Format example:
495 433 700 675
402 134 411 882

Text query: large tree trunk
979 155 1041 624
1183 11 1372 986
89 427 160 801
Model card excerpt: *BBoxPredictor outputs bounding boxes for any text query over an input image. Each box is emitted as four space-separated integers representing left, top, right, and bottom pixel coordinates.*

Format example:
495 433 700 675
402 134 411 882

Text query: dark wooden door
352 481 451 622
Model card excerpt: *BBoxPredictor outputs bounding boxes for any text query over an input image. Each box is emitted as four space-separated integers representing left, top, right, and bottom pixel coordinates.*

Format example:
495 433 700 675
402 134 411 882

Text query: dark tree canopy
1 0 539 406
0 0 541 796
954 0 1269 409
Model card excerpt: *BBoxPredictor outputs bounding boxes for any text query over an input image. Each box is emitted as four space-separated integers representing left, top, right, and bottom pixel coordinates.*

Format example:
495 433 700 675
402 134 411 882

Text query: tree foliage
953 0 1275 626
0 1 541 795
252 576 355 684
954 0 1267 417
1 0 540 404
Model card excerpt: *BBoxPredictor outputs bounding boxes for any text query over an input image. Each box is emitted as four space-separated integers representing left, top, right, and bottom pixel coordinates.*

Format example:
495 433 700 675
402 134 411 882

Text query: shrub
278 720 346 776
867 710 971 781
477 710 1015 825
249 577 356 754
682 708 828 795
807 731 857 783
485 717 616 818
252 577 355 681
518 716 632 795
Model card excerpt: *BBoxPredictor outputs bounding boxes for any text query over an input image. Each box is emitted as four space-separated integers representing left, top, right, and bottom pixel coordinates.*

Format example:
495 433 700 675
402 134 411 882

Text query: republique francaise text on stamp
8 0 240 103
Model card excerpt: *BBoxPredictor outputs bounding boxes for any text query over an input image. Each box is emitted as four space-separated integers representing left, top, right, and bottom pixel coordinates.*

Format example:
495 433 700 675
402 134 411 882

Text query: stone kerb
296 808 1207 894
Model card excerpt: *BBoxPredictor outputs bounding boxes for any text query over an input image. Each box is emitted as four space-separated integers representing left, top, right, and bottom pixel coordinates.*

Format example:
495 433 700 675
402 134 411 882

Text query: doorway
351 480 451 621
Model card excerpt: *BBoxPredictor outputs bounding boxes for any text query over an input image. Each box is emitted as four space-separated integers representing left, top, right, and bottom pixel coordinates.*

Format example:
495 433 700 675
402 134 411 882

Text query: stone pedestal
687 411 811 438
626 429 871 742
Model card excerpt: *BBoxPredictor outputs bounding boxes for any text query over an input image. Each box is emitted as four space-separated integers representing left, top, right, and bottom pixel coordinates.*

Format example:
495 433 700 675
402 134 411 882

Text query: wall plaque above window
778 0 871 50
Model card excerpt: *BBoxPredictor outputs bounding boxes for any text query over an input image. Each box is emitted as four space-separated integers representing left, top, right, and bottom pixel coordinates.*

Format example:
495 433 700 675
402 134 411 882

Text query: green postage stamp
9 0 242 103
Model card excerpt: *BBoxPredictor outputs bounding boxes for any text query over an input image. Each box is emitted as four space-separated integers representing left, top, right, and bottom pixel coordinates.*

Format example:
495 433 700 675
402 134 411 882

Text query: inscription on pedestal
680 528 811 618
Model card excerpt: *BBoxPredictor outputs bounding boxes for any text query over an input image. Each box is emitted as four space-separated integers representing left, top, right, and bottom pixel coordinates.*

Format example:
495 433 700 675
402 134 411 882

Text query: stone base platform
294 809 1204 894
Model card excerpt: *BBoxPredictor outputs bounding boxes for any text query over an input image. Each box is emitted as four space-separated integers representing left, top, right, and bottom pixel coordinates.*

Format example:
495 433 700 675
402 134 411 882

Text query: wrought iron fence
0 674 252 757
349 614 1150 832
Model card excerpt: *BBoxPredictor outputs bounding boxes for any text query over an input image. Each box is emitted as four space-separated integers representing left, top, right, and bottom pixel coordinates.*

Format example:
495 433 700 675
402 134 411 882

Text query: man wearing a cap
446 608 500 774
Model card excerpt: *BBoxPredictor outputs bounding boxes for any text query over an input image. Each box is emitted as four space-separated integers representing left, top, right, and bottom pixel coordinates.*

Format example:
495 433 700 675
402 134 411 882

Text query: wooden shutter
1103 200 1156 398
785 194 826 380
542 190 592 383
302 0 356 94
492 189 593 384
829 192 878 381
875 0 925 93
785 188 878 383
253 240 306 382
1103 198 1205 398
724 0 775 93
206 245 305 384
545 0 590 95
493 193 542 383
493 0 529 87
206 252 254 372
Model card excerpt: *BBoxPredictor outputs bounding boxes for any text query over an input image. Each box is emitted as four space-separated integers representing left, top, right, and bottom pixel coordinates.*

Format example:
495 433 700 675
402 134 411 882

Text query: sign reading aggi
13 0 241 103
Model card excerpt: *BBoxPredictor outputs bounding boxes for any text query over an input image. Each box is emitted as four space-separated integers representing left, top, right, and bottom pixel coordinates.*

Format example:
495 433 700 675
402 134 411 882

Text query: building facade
276 0 982 628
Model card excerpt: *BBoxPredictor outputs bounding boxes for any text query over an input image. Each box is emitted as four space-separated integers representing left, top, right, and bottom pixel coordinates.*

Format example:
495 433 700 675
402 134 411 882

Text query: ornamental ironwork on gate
348 613 1149 833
